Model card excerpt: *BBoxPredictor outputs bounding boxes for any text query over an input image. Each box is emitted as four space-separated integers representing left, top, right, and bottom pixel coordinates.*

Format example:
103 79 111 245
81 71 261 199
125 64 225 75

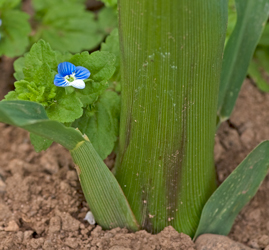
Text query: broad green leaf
218 0 269 123
194 141 269 238
0 100 139 231
36 3 103 53
73 91 120 160
30 133 53 152
0 10 31 57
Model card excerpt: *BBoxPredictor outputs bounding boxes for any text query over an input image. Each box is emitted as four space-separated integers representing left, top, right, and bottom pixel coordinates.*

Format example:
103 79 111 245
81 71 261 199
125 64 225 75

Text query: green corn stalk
114 0 227 236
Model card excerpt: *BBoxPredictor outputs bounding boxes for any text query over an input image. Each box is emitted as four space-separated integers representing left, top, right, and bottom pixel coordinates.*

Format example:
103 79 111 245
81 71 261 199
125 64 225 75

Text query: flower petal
54 74 69 87
70 79 85 89
58 62 76 77
75 66 90 80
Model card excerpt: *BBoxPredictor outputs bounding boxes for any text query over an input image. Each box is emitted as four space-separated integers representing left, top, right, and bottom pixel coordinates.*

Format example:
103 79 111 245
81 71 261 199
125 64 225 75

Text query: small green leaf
0 10 31 57
218 0 269 124
30 133 53 152
194 141 269 238
73 91 120 160
46 88 83 123
69 51 116 82
23 40 58 80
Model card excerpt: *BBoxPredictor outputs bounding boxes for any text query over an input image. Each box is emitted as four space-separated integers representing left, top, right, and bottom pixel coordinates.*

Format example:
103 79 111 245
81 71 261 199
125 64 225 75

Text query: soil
1 2 269 248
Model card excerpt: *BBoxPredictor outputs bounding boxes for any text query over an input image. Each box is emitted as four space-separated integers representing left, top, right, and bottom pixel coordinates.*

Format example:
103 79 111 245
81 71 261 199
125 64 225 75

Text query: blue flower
54 62 90 89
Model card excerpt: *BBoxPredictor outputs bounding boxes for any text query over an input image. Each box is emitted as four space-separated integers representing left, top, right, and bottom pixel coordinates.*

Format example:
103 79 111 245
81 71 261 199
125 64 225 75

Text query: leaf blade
218 0 269 123
194 141 269 238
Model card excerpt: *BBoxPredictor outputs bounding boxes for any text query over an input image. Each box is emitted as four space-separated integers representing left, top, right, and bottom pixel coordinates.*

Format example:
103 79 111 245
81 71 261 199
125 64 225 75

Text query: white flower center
64 72 76 83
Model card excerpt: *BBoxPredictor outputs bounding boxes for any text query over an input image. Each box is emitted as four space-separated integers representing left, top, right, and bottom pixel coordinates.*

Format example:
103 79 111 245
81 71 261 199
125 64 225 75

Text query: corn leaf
218 0 269 123
194 141 269 238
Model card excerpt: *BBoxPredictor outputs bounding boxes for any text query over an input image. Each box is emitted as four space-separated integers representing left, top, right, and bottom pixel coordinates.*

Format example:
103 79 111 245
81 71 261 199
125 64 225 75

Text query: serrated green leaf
194 141 269 238
70 51 116 82
0 9 31 57
35 3 103 53
46 88 83 123
23 40 58 80
73 91 120 160
218 0 269 124
30 133 53 152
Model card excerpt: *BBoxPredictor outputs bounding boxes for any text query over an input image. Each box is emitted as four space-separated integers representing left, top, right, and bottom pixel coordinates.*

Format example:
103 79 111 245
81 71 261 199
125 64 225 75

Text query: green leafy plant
1 0 269 240
0 0 31 57
31 0 118 53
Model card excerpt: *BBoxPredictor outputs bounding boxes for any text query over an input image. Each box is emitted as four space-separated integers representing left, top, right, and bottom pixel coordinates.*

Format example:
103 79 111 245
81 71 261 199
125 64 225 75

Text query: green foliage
195 141 269 238
218 0 269 124
0 0 21 10
248 24 269 92
5 40 116 151
0 100 84 150
73 91 120 160
0 1 31 57
31 1 118 53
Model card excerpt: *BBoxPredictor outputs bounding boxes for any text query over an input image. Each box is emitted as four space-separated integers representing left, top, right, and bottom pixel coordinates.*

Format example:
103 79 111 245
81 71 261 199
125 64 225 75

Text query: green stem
115 0 227 236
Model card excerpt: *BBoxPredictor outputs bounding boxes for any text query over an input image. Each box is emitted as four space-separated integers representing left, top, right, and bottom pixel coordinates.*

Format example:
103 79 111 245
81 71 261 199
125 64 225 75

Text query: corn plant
0 0 269 239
